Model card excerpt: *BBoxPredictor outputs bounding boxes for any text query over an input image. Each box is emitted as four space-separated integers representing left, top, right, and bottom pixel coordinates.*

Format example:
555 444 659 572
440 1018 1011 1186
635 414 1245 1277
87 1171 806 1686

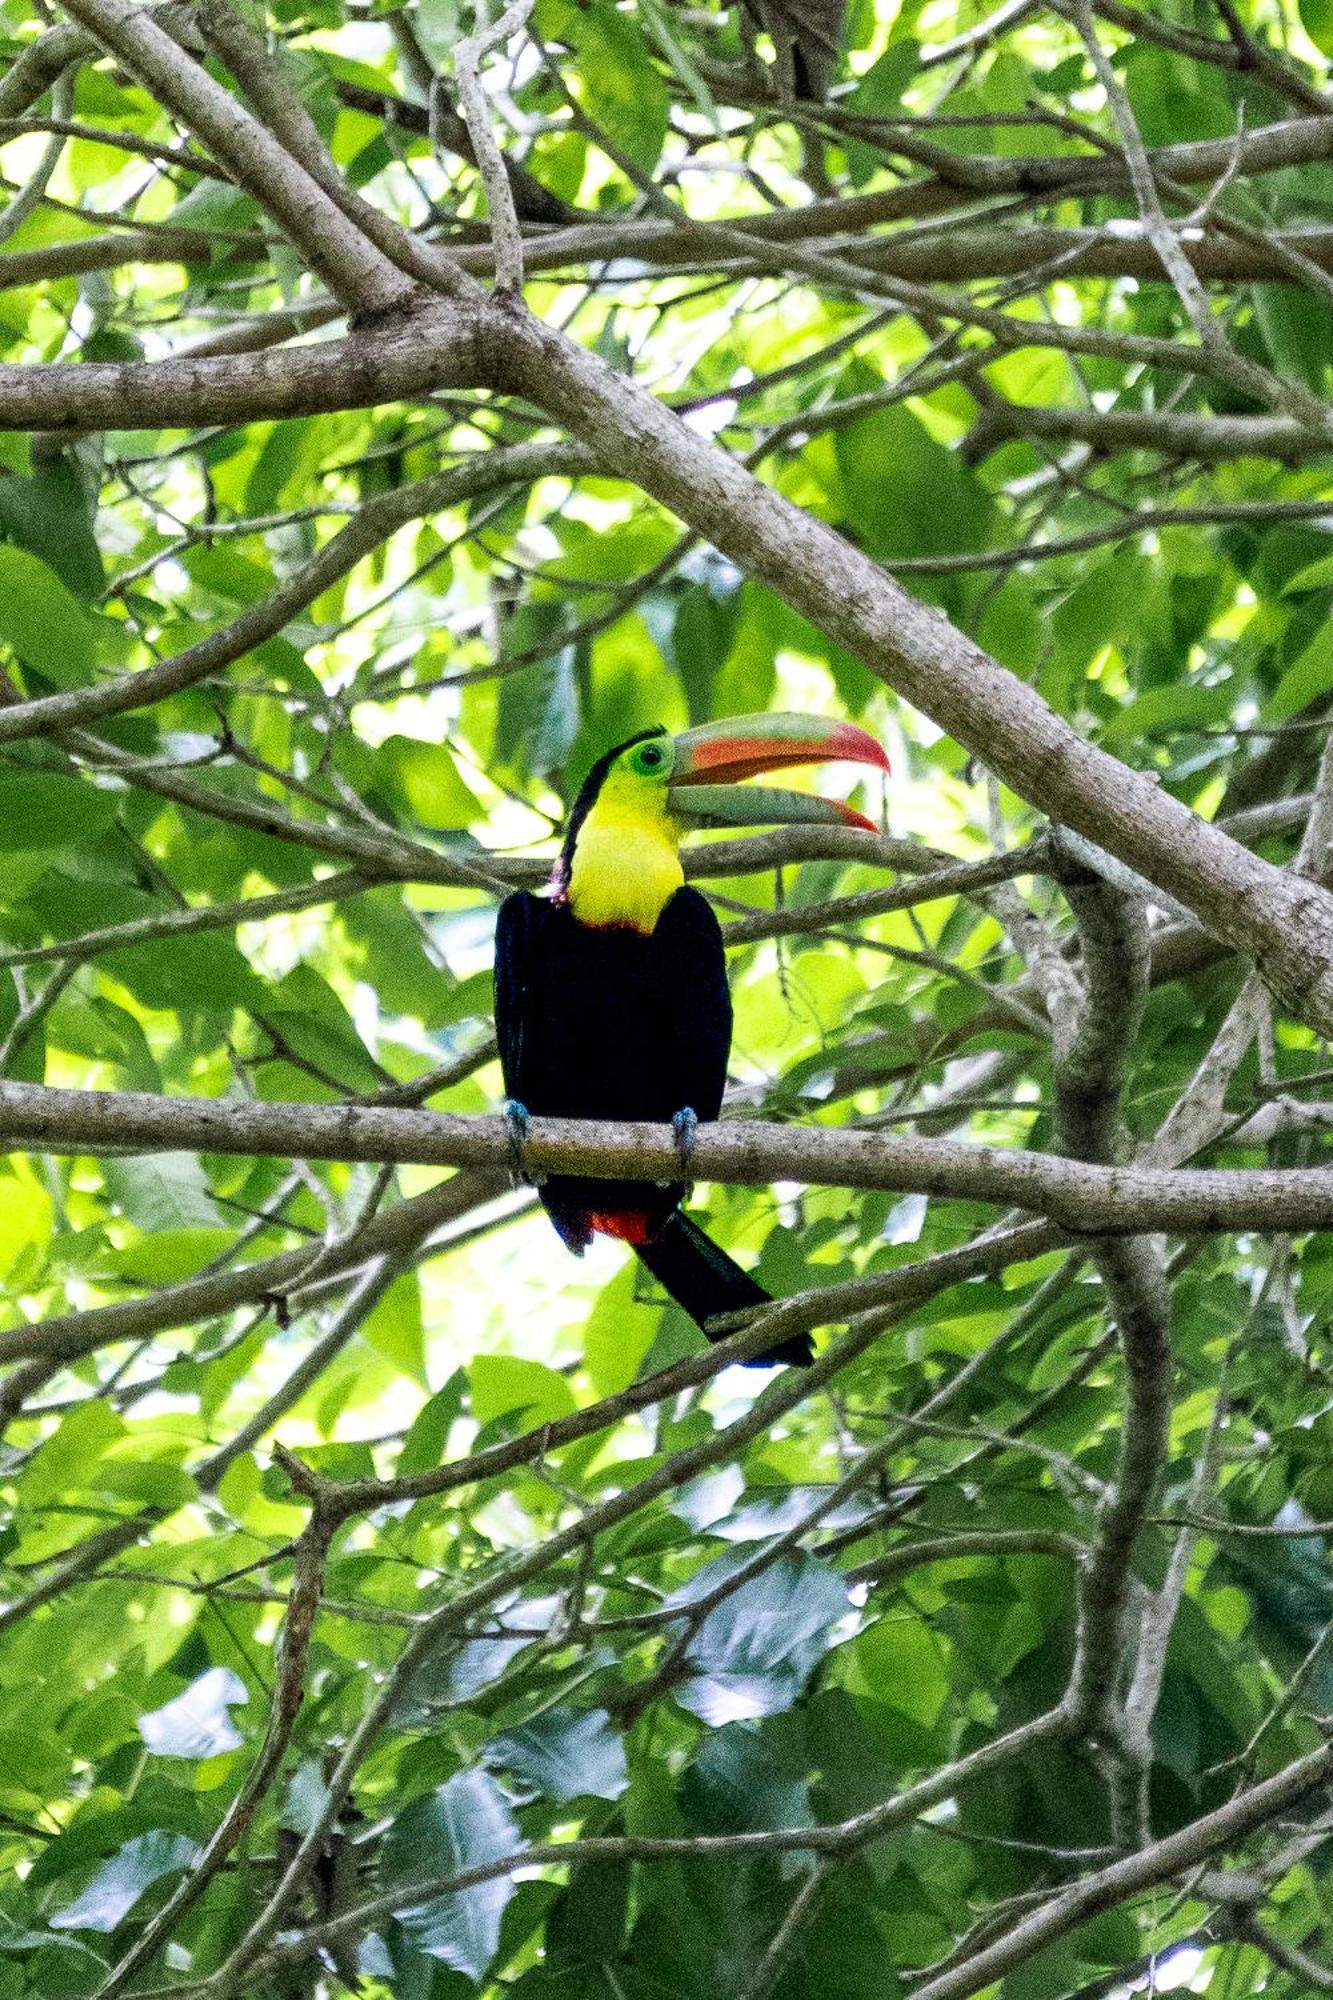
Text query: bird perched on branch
494 712 889 1367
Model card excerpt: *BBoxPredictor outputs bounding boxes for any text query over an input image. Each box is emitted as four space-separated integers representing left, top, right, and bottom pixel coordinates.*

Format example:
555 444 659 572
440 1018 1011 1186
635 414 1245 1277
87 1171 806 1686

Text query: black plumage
494 886 812 1366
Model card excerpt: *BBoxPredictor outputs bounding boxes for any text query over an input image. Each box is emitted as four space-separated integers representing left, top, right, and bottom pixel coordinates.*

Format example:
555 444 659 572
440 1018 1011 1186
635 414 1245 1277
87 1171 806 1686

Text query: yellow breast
567 816 684 933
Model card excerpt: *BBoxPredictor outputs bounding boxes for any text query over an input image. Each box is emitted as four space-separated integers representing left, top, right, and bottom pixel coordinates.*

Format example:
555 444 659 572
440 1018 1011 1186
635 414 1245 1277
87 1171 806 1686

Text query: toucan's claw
672 1106 700 1179
503 1099 544 1187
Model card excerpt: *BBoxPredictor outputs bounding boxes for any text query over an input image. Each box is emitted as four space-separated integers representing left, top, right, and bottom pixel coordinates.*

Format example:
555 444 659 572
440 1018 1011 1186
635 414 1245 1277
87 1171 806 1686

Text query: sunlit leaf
139 1669 248 1759
50 1833 199 1934
381 1771 522 1979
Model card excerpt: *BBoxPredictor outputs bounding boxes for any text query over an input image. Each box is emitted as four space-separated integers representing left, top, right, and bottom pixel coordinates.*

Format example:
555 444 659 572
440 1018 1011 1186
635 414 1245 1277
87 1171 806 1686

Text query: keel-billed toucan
494 713 889 1367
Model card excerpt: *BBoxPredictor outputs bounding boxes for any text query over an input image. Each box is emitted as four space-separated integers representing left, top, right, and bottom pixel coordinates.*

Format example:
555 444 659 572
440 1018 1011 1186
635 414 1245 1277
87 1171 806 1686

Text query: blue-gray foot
503 1098 541 1185
671 1105 700 1178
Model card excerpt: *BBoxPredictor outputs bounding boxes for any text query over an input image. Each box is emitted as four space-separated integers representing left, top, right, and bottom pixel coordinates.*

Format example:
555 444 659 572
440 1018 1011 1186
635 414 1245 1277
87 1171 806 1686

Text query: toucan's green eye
632 740 670 777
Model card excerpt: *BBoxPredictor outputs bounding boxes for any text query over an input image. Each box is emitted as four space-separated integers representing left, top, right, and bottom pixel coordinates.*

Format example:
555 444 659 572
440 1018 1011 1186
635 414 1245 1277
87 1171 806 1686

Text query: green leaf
1253 284 1333 394
179 543 275 605
381 1770 522 1980
0 456 104 599
49 1833 199 1933
583 1261 655 1396
469 1355 578 1427
680 1722 814 1835
20 1399 125 1508
359 1270 427 1385
374 735 482 830
1100 679 1238 744
1299 0 1333 55
415 0 459 65
1282 551 1333 593
488 1708 628 1803
104 928 264 1014
0 545 96 688
0 772 116 851
542 0 669 172
1268 619 1333 718
669 1551 850 1724
396 1372 468 1476
0 1164 53 1281
545 1859 630 1970
843 1615 950 1729
835 402 992 568
281 1758 332 1835
105 1228 235 1284
101 1154 224 1233
635 0 719 130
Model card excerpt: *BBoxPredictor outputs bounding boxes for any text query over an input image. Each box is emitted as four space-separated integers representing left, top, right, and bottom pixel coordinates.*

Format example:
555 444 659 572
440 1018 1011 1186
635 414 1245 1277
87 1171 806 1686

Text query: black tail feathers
635 1210 813 1368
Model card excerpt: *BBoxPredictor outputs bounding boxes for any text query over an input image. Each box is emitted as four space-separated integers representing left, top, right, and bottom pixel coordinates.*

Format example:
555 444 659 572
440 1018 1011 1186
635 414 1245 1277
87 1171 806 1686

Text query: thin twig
452 0 536 294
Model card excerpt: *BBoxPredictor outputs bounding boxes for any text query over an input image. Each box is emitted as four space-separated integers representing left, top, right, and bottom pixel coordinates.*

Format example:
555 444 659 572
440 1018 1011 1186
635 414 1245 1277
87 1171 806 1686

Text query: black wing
655 886 732 1123
494 891 543 1103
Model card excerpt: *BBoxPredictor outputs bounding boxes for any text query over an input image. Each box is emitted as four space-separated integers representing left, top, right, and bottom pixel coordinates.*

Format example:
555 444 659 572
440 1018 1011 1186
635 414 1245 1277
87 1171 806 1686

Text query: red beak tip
830 724 891 774
838 805 881 833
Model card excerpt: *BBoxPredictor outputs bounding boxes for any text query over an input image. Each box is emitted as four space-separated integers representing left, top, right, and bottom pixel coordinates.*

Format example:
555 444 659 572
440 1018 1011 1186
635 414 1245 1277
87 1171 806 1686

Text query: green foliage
0 0 1330 1994
382 1772 523 1979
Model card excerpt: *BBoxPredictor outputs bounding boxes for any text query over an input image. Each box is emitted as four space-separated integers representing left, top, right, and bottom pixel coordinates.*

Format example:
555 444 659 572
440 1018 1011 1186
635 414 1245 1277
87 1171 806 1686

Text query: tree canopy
0 0 1332 1994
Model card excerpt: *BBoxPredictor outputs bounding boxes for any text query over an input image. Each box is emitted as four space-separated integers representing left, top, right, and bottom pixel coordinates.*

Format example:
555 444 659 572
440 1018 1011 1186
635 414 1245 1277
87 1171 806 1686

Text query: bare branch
907 1739 1333 2000
5 1090 1333 1233
452 0 536 293
194 0 472 300
0 307 485 432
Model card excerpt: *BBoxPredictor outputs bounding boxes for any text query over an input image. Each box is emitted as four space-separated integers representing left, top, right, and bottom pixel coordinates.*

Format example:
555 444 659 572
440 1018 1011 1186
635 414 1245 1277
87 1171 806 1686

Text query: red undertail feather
587 1210 658 1244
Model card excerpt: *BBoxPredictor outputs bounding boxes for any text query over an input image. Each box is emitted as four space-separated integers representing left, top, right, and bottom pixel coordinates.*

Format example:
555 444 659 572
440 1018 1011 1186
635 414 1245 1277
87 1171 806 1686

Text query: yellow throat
566 771 683 934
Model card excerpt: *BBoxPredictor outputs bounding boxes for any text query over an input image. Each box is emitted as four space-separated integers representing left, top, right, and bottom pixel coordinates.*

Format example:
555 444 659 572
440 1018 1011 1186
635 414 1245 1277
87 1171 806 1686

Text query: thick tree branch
452 0 535 294
496 311 1333 1036
6 1091 1333 1232
1048 853 1171 1846
970 401 1331 462
0 306 486 432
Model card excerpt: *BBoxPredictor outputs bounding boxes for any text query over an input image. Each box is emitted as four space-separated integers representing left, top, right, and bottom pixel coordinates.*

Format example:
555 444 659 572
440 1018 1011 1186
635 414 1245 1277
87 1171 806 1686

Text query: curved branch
0 438 589 743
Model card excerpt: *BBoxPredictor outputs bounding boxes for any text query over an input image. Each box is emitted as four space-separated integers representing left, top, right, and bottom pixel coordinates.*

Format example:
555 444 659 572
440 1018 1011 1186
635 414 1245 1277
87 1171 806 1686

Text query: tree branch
6 1091 1333 1233
496 311 1333 1037
0 439 589 744
1046 849 1170 1845
451 0 535 294
0 307 486 432
907 1738 1333 2000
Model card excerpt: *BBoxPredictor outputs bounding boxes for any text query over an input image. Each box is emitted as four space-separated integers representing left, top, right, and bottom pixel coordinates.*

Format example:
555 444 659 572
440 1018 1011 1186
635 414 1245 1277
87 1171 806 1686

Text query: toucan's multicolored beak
668 713 889 832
